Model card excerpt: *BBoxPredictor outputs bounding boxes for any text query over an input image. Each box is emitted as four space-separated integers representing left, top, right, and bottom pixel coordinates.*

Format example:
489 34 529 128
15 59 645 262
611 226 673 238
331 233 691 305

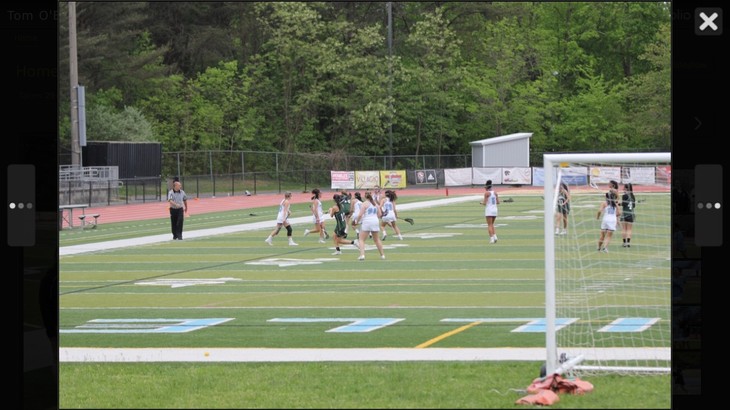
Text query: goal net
543 153 671 376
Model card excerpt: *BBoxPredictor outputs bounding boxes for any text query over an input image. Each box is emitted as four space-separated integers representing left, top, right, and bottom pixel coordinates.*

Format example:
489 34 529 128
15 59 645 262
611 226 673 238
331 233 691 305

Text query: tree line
58 2 670 166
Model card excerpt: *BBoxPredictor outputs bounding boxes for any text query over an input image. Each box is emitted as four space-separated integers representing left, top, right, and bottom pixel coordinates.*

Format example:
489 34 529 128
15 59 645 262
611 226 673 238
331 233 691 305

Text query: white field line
60 347 669 363
60 195 482 256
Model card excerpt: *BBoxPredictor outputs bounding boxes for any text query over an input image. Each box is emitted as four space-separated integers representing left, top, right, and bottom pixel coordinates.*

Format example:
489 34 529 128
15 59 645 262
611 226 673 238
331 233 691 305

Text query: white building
470 132 532 167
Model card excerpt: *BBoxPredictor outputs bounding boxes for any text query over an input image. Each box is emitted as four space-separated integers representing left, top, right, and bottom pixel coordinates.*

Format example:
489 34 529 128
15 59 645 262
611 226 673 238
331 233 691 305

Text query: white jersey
484 189 498 217
352 200 363 222
601 204 618 231
276 199 289 224
312 198 325 223
381 197 396 223
360 201 381 232
372 192 382 208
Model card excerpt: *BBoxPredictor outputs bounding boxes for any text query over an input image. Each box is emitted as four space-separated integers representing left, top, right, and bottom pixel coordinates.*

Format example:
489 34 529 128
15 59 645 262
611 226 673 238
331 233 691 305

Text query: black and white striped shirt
168 189 187 209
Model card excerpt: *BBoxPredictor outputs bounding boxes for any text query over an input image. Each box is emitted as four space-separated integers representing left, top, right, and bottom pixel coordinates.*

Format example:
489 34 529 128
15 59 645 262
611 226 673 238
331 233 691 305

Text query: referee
167 180 188 240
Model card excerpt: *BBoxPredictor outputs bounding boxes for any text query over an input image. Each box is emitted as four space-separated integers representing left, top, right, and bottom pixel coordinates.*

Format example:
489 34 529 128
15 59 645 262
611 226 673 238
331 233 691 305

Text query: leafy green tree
59 1 671 164
251 2 333 155
552 70 627 152
146 2 246 77
622 22 670 150
399 7 465 163
85 105 155 142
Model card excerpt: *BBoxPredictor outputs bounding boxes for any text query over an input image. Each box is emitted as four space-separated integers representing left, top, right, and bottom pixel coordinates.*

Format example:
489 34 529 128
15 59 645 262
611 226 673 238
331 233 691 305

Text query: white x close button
696 8 723 35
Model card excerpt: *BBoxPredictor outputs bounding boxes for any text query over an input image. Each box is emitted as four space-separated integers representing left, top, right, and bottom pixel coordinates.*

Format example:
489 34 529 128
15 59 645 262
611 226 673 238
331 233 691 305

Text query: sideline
60 347 669 363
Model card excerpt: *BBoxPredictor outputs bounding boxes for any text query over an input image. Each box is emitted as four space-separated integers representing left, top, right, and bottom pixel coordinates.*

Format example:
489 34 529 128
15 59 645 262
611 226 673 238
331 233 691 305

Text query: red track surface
66 185 667 227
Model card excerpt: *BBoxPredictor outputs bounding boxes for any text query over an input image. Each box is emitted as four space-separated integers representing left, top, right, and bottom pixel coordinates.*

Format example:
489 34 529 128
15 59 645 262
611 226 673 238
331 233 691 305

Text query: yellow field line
415 321 481 348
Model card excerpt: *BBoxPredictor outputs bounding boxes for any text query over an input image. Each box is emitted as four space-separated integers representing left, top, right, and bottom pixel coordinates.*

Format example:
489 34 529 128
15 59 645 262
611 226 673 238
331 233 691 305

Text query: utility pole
69 2 81 166
387 2 393 169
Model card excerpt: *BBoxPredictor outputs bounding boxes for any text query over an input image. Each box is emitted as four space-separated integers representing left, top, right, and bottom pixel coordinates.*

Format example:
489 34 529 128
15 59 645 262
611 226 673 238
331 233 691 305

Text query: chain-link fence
59 151 473 206
162 151 471 180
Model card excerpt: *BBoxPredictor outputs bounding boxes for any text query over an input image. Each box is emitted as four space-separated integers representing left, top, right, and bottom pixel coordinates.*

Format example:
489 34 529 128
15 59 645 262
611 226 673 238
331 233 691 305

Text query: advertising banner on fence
380 170 407 189
533 167 588 187
472 168 502 186
445 168 472 186
355 171 381 189
415 169 437 185
656 166 671 185
502 167 532 185
532 167 548 187
330 171 355 190
589 167 621 184
621 167 656 185
560 167 589 186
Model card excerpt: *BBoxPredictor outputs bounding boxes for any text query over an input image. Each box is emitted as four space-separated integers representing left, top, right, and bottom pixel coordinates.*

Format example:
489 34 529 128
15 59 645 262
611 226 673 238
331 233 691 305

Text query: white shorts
485 204 498 217
381 213 396 223
361 219 380 232
601 219 617 231
312 212 325 225
276 212 287 224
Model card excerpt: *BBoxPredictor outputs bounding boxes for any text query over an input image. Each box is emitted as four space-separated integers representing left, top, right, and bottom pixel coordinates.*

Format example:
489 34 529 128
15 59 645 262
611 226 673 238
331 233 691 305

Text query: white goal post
543 152 671 376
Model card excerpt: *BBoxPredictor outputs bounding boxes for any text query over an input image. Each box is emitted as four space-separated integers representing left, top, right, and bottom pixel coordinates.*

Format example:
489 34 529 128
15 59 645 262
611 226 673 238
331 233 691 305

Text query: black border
672 0 717 407
4 1 59 409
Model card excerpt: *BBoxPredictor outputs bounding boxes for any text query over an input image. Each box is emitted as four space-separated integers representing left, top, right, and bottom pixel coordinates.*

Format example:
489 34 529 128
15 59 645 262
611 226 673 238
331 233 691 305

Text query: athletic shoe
601 248 609 253
555 229 560 235
382 234 387 241
318 239 326 244
627 244 630 248
381 254 386 260
358 255 365 261
398 235 403 240
622 243 628 248
490 238 495 244
560 229 567 235
494 236 498 243
265 237 273 246
332 250 342 255
303 229 310 236
289 241 298 246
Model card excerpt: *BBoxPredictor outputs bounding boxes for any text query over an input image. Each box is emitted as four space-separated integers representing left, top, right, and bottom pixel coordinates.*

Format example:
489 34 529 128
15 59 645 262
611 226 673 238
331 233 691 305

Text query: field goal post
543 152 671 376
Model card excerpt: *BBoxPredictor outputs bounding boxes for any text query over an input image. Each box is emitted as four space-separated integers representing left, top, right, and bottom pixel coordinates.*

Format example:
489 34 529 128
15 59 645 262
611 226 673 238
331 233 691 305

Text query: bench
78 214 101 229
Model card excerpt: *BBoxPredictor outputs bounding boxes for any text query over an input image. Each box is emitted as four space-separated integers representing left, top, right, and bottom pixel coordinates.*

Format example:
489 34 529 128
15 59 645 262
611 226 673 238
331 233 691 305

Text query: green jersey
339 194 352 216
334 207 348 238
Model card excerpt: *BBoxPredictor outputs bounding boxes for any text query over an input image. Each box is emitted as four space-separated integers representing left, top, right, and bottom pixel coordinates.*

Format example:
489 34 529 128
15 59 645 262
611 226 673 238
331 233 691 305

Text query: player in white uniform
379 190 403 240
596 191 621 253
480 180 500 243
353 191 385 260
350 192 363 234
265 192 298 246
372 185 382 206
303 188 329 243
366 185 382 240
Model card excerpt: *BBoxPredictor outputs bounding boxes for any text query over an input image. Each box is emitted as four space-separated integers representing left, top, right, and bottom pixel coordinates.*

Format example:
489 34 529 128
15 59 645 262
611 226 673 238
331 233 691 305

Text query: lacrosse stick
399 217 414 225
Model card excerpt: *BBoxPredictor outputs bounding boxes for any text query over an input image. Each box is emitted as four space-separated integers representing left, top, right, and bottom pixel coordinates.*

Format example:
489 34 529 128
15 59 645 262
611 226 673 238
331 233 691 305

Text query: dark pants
170 208 184 239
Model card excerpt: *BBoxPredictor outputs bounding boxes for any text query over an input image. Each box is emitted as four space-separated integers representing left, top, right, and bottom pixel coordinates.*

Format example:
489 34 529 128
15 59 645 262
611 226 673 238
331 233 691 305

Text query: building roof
469 132 533 147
